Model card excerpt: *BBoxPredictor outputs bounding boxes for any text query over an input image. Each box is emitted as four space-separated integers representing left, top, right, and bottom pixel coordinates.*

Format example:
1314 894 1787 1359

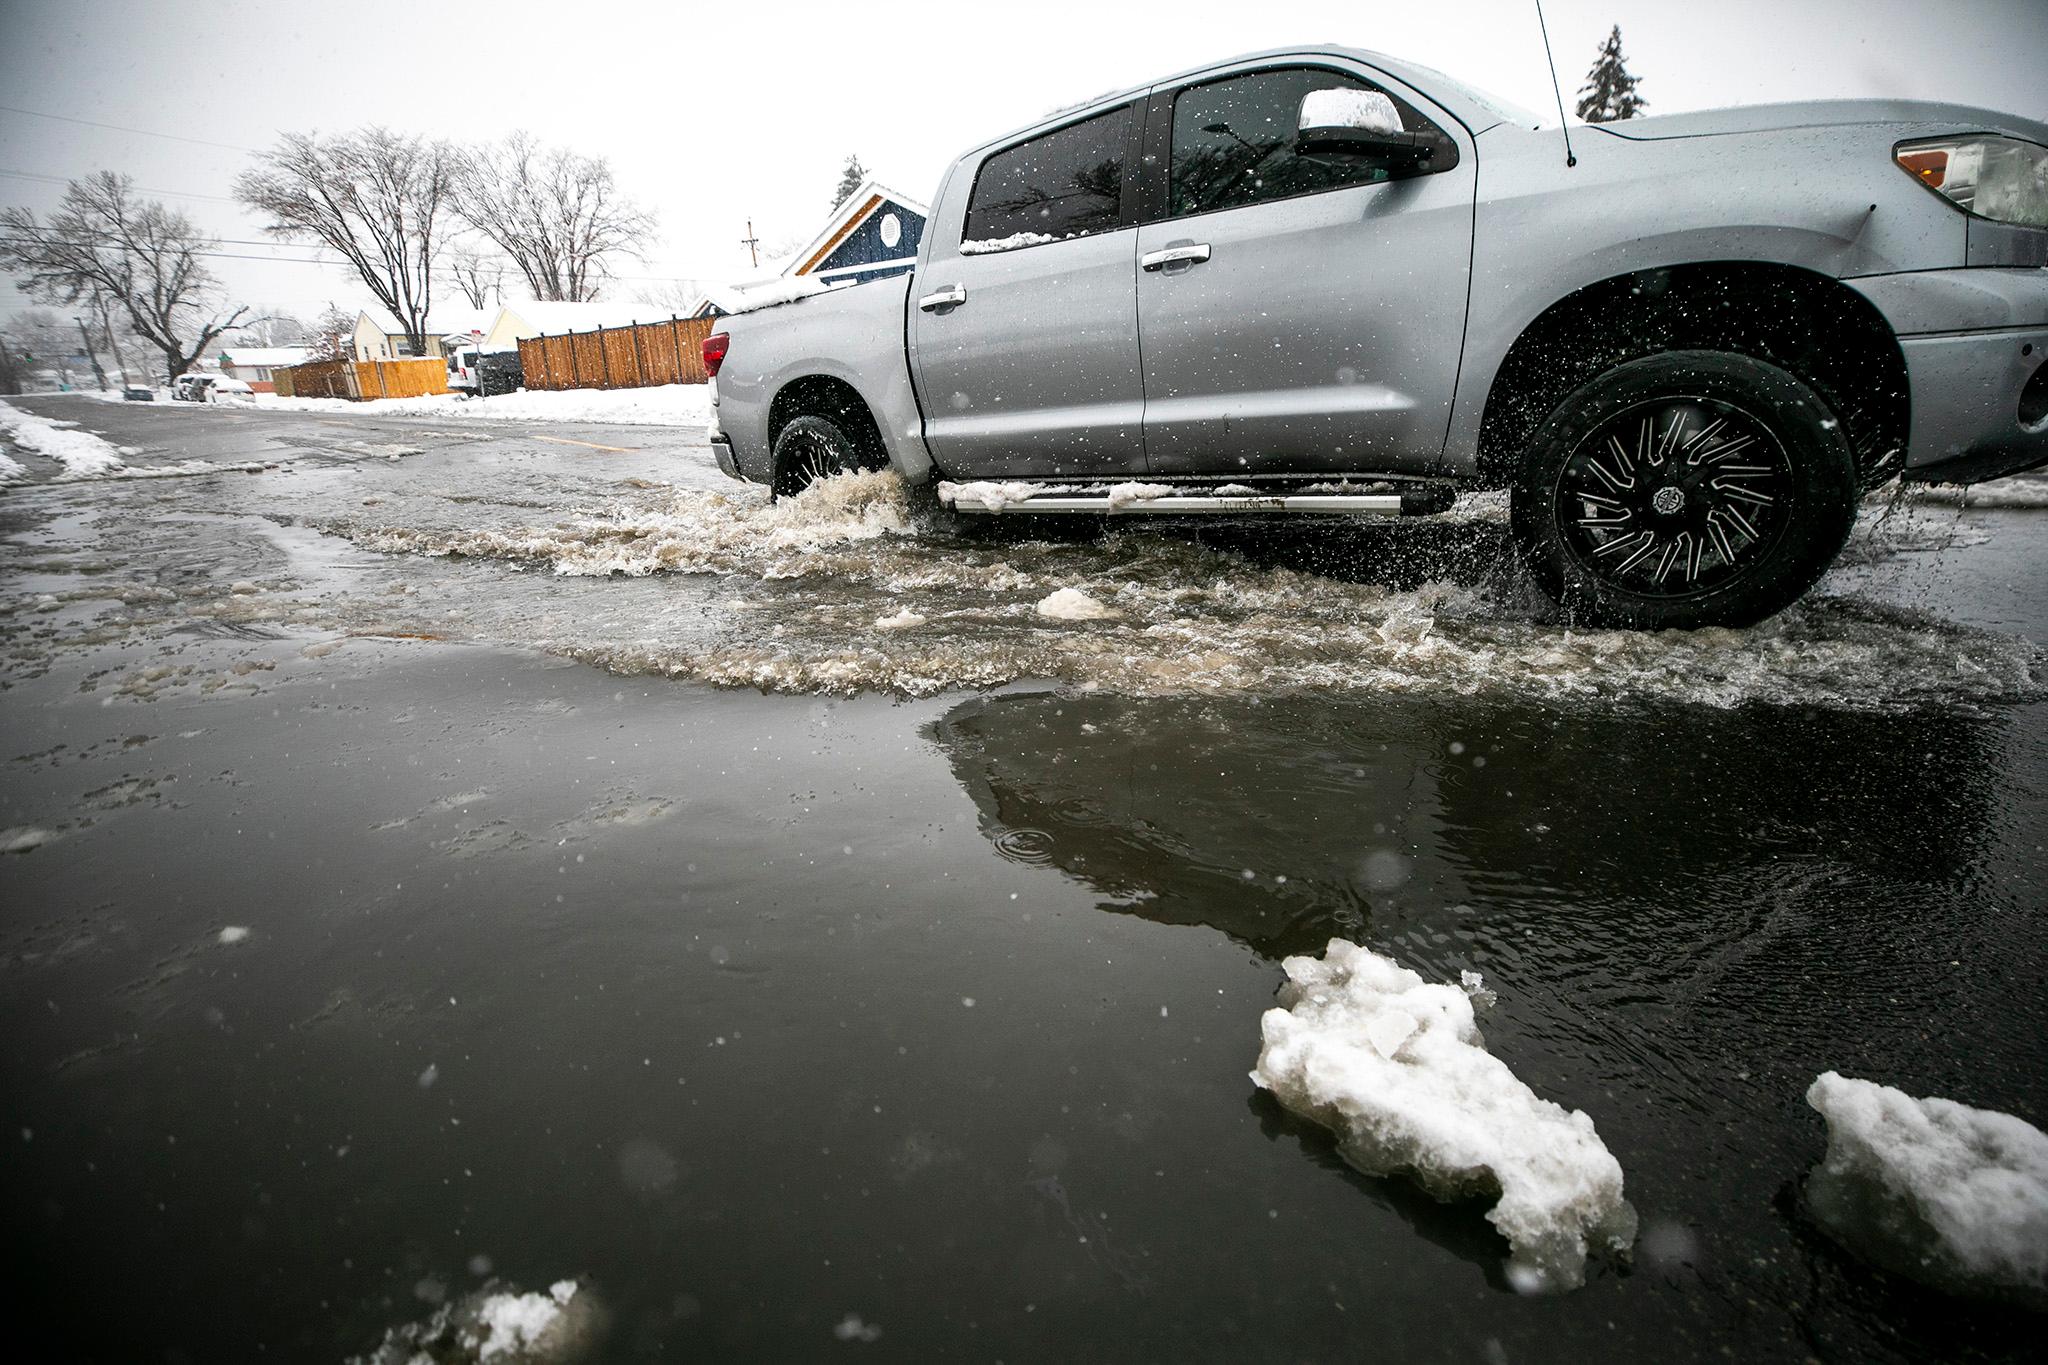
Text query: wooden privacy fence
273 357 449 401
517 316 716 391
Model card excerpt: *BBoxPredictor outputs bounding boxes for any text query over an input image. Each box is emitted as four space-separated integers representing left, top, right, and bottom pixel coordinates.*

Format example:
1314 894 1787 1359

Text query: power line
0 104 255 154
0 168 241 205
0 235 338 266
0 220 345 254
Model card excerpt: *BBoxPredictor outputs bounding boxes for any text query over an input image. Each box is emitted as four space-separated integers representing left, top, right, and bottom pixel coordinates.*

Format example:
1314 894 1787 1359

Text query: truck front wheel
1509 350 1858 629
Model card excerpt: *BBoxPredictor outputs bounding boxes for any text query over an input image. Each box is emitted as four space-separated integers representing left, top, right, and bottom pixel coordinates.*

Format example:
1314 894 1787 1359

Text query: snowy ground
1 394 2044 1363
253 382 716 428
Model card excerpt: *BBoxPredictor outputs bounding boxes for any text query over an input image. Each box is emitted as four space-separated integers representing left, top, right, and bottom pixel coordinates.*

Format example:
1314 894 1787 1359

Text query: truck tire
771 414 864 499
1509 350 1858 629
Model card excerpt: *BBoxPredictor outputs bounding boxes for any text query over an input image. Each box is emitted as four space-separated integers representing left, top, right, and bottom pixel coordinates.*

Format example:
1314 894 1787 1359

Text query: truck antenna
1534 0 1578 167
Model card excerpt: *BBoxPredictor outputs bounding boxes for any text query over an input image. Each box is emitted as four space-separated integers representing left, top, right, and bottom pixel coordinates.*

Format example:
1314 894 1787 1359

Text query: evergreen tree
831 154 868 211
1576 25 1648 124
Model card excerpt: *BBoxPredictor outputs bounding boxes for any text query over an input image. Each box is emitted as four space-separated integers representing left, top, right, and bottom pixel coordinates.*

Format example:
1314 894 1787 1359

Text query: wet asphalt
1 394 2044 1363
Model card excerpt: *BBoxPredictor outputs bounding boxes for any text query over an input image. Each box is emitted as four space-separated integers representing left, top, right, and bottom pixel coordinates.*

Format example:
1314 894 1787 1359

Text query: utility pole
740 219 762 270
98 302 131 386
73 316 110 391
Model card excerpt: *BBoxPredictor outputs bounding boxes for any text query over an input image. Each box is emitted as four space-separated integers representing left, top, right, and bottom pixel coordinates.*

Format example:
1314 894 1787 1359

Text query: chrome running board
949 491 1405 516
936 478 1459 517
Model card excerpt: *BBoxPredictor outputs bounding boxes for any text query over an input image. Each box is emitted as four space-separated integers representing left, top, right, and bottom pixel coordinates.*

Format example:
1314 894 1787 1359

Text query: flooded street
2 395 2045 1362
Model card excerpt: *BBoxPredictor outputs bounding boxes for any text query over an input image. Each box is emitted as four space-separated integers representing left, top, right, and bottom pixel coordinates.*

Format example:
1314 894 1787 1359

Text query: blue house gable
790 180 929 286
692 180 930 319
799 191 925 286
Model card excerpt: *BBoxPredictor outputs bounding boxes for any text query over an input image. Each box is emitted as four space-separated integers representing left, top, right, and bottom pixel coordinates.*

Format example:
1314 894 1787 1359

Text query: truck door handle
918 285 967 311
1141 243 1211 271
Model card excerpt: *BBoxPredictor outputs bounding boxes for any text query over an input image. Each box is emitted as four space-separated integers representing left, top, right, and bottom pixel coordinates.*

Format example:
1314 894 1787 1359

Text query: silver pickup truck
706 46 2048 628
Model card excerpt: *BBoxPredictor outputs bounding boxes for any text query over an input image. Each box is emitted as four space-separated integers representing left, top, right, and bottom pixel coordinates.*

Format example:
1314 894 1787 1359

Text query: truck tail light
702 332 729 379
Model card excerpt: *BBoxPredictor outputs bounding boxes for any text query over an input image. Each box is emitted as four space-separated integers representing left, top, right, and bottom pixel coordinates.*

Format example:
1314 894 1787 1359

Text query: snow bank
352 1277 599 1364
1036 587 1119 621
260 383 714 428
1251 939 1637 1292
0 398 127 476
1805 1071 2048 1306
0 450 24 487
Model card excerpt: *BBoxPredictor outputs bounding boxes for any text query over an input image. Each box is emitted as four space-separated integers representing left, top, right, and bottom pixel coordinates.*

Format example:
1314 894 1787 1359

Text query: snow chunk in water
1251 939 1636 1292
1806 1071 2048 1306
352 1277 598 1364
1 826 60 854
873 606 925 630
1036 587 1119 621
217 925 250 945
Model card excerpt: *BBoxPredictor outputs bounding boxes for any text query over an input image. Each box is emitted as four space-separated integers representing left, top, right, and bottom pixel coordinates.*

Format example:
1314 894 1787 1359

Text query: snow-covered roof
786 178 929 279
435 308 496 340
496 300 669 337
220 347 310 368
355 305 479 337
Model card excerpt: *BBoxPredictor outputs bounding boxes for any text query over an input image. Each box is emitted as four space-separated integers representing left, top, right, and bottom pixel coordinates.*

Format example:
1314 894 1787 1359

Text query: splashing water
317 470 2040 708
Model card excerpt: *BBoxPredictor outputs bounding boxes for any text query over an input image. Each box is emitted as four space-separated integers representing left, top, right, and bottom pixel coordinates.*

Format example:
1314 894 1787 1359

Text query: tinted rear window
963 104 1133 247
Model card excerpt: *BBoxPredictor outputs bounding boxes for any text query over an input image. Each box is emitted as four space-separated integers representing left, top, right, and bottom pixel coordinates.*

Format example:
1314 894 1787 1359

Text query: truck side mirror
1297 87 1433 165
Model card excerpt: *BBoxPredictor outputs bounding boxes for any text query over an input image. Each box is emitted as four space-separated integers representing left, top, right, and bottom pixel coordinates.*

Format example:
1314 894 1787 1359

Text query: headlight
1896 135 2048 228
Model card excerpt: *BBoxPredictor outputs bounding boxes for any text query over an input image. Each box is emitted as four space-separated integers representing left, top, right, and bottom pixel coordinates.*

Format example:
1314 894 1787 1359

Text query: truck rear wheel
771 414 866 499
1509 350 1858 629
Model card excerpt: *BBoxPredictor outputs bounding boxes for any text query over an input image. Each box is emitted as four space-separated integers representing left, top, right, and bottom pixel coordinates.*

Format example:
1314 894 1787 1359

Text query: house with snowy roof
692 180 928 319
481 300 668 349
218 346 310 392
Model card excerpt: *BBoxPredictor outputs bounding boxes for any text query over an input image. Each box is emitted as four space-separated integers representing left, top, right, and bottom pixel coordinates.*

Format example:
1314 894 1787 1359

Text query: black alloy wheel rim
786 425 854 488
1553 395 1794 599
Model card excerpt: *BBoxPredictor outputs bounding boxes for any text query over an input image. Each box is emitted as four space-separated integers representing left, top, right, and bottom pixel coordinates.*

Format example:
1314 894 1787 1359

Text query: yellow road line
532 434 639 453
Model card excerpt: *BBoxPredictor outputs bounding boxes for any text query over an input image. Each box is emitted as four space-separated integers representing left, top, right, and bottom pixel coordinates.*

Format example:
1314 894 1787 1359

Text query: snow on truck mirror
1297 87 1432 164
1299 87 1403 136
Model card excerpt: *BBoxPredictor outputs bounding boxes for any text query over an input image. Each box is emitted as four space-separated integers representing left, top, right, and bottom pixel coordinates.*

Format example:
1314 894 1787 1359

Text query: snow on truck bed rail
1251 939 1637 1292
1806 1071 2048 1306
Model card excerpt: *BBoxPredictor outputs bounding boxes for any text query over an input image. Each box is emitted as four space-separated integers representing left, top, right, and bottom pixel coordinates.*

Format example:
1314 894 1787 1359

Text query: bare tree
449 245 504 310
637 279 710 317
234 310 307 347
305 302 356 362
0 173 253 384
450 133 655 302
236 128 453 356
3 309 76 385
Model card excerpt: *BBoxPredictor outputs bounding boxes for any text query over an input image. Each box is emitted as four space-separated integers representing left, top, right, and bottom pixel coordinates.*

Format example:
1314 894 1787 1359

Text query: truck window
963 104 1133 248
1168 68 1446 219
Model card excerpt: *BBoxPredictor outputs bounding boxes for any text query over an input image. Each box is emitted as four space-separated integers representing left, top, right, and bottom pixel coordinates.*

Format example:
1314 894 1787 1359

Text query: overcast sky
1 0 2043 329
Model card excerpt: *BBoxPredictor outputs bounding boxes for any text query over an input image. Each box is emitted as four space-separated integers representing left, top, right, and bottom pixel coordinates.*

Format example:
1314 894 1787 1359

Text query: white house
481 301 667 349
217 347 310 392
349 307 494 361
